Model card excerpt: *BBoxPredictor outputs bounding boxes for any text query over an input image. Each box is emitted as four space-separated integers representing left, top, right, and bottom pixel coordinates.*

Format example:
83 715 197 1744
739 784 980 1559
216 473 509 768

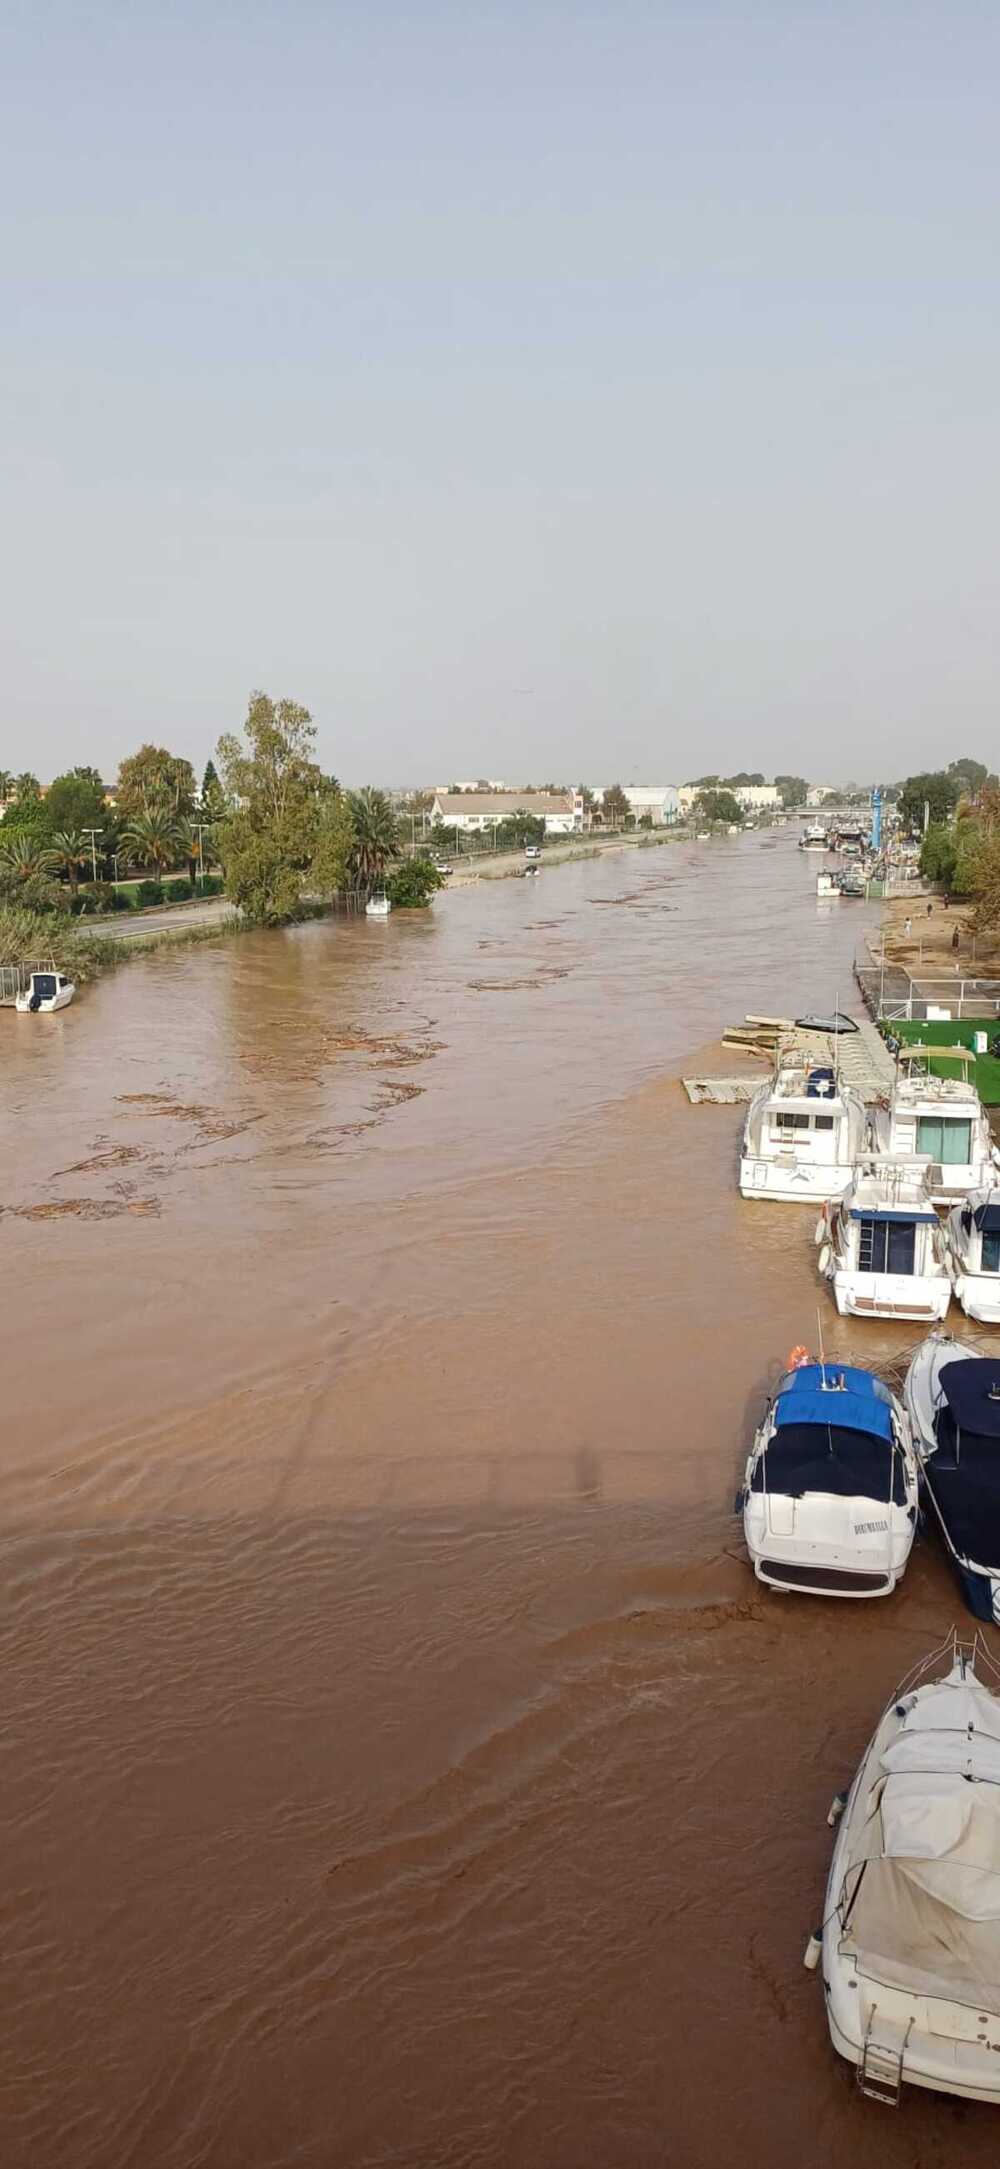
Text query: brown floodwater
2 836 997 2168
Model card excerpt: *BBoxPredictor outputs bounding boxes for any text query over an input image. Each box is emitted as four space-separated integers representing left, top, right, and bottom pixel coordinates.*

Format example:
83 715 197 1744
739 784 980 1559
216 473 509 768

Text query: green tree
385 857 445 908
200 758 225 818
118 805 186 876
494 812 545 850
696 788 743 825
726 771 764 786
43 770 108 835
0 769 13 803
602 784 630 826
919 823 958 887
948 756 989 798
48 830 93 895
14 773 41 805
116 744 196 818
775 774 808 808
347 787 402 889
215 692 351 922
897 771 960 833
0 832 57 881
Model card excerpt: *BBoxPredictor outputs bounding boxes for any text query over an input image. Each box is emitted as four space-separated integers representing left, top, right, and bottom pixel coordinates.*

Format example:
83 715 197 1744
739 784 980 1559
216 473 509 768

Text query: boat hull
740 1157 854 1204
951 1273 1000 1324
830 1271 950 1321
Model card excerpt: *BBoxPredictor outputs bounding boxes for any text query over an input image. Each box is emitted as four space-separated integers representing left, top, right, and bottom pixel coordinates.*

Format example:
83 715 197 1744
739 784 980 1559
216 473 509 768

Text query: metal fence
855 959 1000 1023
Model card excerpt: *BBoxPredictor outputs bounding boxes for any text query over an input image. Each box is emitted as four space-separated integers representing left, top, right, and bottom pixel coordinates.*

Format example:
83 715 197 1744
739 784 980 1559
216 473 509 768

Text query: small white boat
817 1166 950 1320
14 970 76 1013
816 869 841 898
798 823 829 850
869 1045 998 1206
742 1359 918 1598
815 1632 1000 2105
904 1332 1000 1622
365 894 391 918
943 1189 1000 1323
740 1057 868 1203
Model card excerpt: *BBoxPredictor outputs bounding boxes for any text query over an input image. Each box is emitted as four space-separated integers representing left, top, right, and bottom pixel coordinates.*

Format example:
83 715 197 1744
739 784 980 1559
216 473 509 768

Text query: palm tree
347 788 401 891
48 829 93 895
118 803 186 878
0 833 58 884
0 769 13 806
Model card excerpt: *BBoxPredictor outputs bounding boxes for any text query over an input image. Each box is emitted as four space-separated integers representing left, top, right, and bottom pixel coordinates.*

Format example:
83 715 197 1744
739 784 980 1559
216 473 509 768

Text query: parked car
524 844 541 861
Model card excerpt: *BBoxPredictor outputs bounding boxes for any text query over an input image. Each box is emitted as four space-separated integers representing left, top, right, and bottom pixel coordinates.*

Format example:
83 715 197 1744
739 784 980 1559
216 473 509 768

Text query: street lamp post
82 827 101 884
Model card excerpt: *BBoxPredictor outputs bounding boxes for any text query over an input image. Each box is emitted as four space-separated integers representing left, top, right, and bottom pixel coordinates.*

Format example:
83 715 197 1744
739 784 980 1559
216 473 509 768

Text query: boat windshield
751 1423 908 1504
33 974 56 1000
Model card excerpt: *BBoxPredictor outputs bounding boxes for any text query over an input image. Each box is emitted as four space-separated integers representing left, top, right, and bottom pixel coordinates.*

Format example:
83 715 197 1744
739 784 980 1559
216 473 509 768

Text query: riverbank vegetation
0 693 449 955
913 763 1000 938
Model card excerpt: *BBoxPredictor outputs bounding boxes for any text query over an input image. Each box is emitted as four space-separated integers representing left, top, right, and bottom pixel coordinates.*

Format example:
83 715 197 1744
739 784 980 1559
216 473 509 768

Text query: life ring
786 1344 810 1371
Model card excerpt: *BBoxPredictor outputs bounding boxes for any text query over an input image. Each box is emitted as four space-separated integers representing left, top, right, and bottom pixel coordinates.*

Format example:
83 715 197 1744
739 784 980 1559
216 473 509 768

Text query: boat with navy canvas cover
943 1189 1000 1323
741 1362 918 1597
904 1334 1000 1623
816 1632 1000 2105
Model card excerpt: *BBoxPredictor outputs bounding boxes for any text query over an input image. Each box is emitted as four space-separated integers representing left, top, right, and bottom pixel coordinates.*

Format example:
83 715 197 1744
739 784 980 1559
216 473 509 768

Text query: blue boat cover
775 1366 894 1441
940 1359 1000 1438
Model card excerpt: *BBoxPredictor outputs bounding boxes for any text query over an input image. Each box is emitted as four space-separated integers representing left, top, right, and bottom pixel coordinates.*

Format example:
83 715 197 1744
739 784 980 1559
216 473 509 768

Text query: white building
732 784 779 810
677 782 779 813
430 790 582 835
807 785 837 808
594 786 680 826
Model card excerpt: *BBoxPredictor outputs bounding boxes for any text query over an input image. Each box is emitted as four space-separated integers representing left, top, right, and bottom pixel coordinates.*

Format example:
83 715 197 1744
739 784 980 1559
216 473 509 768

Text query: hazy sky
3 2 998 785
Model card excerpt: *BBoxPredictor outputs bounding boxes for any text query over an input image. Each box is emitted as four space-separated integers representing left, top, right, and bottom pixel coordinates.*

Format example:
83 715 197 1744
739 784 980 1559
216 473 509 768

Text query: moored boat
817 1166 950 1320
14 970 76 1014
943 1189 1000 1323
814 1632 1000 2105
868 1045 998 1207
740 1058 867 1203
741 1360 918 1598
904 1333 1000 1622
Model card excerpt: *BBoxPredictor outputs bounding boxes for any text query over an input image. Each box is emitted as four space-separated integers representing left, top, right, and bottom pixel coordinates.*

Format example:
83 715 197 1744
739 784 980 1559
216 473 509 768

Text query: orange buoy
786 1345 810 1371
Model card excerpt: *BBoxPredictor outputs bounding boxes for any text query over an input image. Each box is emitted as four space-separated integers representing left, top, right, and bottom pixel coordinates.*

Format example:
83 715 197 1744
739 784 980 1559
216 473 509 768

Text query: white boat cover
843 1681 1000 2005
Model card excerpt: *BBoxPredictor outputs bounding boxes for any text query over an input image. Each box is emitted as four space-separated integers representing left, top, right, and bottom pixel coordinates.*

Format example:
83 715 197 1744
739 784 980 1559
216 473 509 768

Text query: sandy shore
881 890 999 972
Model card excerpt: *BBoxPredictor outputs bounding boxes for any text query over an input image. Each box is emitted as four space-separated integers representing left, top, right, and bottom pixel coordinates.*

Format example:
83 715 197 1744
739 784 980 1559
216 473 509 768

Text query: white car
524 844 541 861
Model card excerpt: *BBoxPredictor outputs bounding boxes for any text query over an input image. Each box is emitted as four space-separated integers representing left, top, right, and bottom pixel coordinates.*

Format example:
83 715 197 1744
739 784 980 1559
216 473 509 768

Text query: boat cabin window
813 1114 835 1131
775 1111 809 1131
983 1232 1000 1274
916 1116 972 1164
34 974 56 1000
857 1218 916 1275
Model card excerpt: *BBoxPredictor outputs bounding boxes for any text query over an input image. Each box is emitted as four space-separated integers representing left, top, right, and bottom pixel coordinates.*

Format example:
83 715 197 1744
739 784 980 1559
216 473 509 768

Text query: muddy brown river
2 835 997 2167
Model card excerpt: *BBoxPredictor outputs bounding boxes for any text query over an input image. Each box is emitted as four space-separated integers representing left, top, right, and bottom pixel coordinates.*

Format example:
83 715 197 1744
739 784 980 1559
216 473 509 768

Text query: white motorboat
365 893 391 919
869 1045 998 1206
816 869 841 898
741 1360 918 1598
740 1057 868 1203
904 1333 1000 1623
14 970 76 1013
814 1632 1000 2105
943 1189 1000 1323
817 1167 950 1320
798 822 829 849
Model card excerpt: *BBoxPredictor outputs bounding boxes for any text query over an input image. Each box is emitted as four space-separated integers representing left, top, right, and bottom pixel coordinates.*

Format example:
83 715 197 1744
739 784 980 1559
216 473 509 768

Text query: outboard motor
28 988 41 1012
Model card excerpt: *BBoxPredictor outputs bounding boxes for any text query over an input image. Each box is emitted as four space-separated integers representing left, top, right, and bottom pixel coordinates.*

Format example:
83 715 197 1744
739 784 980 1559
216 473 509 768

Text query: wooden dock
683 1016 896 1107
